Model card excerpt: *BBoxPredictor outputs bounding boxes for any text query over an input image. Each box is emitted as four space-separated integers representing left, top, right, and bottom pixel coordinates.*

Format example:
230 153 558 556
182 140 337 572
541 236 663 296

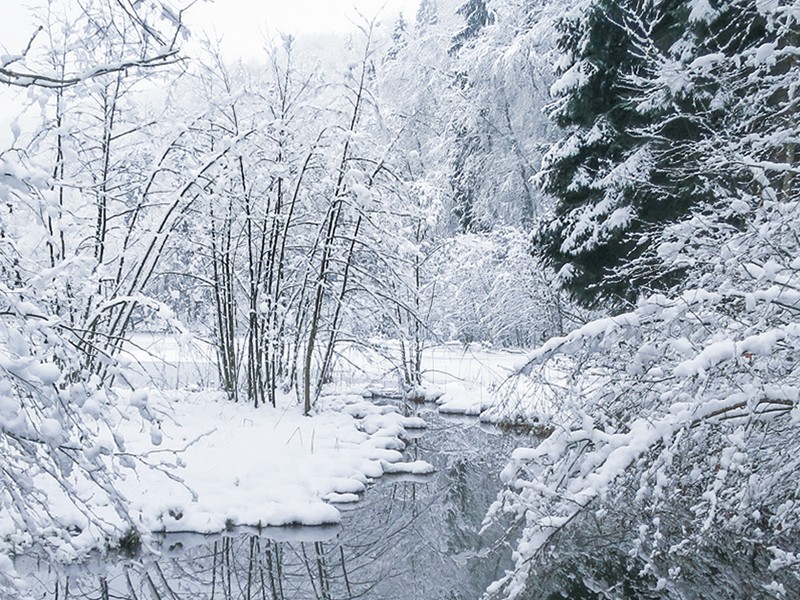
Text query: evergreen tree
416 0 439 30
450 0 494 54
450 122 491 232
537 0 690 306
538 0 799 307
386 13 408 61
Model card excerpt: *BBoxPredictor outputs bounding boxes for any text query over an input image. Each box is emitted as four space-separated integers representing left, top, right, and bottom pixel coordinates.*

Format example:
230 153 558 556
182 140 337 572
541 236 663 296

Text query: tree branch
0 51 181 89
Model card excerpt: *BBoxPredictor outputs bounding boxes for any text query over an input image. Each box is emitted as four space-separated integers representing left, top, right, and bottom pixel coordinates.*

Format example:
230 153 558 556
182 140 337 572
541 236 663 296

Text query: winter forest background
1 0 799 598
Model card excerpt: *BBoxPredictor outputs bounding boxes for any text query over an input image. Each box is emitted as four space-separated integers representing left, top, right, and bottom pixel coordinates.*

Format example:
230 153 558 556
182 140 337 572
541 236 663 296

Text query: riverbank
122 334 555 427
15 409 524 600
2 336 545 595
118 389 430 532
0 387 429 580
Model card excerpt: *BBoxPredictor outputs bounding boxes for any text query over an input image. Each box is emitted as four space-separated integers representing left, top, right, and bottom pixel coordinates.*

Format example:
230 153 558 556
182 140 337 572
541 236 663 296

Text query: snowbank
1 389 432 563
122 390 432 533
416 345 565 429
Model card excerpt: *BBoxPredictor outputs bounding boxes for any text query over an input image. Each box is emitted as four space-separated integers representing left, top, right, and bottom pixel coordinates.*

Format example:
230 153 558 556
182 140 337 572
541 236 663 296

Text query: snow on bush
428 228 570 347
486 197 800 598
0 289 158 597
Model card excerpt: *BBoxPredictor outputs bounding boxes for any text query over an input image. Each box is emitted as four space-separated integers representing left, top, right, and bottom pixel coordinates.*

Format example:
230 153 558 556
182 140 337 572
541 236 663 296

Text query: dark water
20 409 526 600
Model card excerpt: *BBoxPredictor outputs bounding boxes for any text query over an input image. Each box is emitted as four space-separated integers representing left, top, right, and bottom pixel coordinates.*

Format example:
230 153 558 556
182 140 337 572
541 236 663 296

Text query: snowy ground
333 341 563 426
119 331 565 422
119 334 554 425
118 389 429 534
0 386 434 596
3 333 559 596
42 337 553 540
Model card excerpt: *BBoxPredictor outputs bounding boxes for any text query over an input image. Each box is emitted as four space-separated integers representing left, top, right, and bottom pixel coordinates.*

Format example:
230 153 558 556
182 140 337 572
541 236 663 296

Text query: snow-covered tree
427 228 567 346
445 0 565 231
490 199 800 598
537 0 800 307
489 1 800 597
373 0 573 349
0 2 190 595
417 0 441 30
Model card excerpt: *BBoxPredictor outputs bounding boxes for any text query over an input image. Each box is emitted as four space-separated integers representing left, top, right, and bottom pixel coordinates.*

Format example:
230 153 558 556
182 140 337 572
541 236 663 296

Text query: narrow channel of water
19 409 528 599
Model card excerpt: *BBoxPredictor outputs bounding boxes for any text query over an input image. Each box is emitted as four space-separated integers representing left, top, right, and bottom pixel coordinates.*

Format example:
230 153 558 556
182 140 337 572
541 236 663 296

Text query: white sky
186 1 421 58
2 1 421 57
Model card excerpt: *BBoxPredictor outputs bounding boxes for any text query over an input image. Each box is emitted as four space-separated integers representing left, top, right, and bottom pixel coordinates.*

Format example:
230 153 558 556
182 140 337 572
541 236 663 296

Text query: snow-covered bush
0 282 156 574
487 0 800 593
428 227 570 347
487 196 800 598
0 1 185 595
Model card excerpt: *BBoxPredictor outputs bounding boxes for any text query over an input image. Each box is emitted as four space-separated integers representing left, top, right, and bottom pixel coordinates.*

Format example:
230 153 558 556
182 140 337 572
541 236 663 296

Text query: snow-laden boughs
538 0 800 307
486 195 800 598
0 0 184 89
426 227 570 347
446 0 566 232
485 1 800 595
1 1 187 597
0 280 166 598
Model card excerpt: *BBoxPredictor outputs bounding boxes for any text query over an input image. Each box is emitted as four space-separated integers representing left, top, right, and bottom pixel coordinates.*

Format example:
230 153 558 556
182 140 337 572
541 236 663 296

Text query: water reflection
21 408 800 600
22 410 523 600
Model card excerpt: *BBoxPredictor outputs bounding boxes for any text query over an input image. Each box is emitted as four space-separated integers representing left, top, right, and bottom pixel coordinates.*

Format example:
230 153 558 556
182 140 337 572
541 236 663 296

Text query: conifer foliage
538 0 799 307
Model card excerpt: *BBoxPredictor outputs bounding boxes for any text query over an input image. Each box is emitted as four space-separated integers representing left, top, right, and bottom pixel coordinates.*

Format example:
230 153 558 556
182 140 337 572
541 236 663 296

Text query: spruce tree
537 0 693 306
538 0 798 307
451 0 494 54
386 13 408 61
416 0 439 30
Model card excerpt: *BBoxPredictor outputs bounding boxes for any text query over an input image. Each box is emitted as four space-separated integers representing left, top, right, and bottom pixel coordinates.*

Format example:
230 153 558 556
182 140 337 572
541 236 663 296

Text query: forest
0 0 798 598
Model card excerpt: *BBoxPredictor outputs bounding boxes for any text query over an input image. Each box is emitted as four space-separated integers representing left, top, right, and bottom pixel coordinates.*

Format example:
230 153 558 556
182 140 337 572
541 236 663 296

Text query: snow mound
380 459 436 475
4 390 430 554
323 493 360 503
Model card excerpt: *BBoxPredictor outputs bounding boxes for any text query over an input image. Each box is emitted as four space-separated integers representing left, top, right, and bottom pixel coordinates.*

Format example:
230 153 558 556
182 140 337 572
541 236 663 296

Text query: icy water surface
21 409 526 599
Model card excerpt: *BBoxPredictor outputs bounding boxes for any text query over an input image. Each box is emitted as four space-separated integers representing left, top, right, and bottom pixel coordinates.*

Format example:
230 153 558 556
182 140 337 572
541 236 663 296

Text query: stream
19 408 528 600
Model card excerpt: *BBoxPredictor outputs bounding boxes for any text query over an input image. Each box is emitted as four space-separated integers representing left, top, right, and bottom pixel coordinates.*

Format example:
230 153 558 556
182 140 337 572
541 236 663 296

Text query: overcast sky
2 1 421 60
187 0 421 58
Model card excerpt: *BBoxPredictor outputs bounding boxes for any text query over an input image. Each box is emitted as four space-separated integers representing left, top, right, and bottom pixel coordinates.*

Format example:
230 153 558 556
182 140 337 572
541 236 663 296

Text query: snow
380 459 435 475
550 60 593 97
754 42 778 66
0 381 439 572
689 0 715 22
324 492 360 503
112 389 434 533
756 0 780 15
673 329 787 377
38 418 63 443
0 555 25 597
438 391 488 416
120 333 218 389
28 362 60 384
688 52 725 72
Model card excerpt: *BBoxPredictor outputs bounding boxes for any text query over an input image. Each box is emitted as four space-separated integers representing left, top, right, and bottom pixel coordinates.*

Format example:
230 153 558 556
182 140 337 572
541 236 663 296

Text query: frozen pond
19 409 526 599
